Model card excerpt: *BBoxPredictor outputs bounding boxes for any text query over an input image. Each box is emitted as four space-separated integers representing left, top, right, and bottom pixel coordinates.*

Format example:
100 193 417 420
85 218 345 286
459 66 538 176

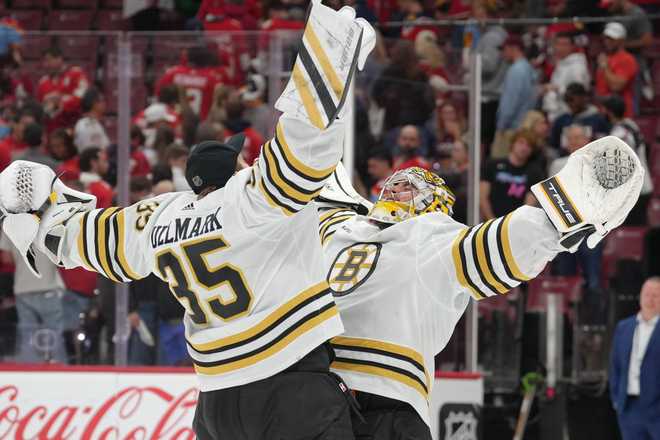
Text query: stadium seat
602 226 648 281
648 198 660 227
12 9 44 30
48 10 94 30
636 116 657 144
55 35 99 59
526 276 582 314
101 0 123 8
12 0 51 8
95 9 124 30
57 0 97 7
22 34 53 59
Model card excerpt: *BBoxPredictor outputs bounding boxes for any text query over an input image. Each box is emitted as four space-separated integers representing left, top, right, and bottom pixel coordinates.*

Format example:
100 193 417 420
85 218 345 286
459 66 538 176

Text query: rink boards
0 365 482 440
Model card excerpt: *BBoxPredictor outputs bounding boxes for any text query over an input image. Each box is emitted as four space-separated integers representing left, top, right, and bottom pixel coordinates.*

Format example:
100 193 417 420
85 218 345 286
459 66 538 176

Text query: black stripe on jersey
111 211 132 282
470 223 500 296
272 136 332 183
495 216 525 283
260 178 298 215
191 301 336 367
481 220 515 290
298 42 337 123
262 142 308 206
322 230 336 245
333 356 428 394
102 209 123 282
188 288 331 355
457 226 487 299
82 211 101 273
319 215 353 242
92 210 104 276
265 141 319 197
331 343 426 377
318 209 354 232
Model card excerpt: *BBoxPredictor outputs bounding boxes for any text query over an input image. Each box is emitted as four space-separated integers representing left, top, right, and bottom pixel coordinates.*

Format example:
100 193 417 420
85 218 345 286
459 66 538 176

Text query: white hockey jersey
55 116 346 391
318 205 562 427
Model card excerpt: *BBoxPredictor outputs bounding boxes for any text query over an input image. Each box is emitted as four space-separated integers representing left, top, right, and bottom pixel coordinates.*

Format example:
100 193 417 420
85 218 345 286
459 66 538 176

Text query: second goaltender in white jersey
55 116 346 392
318 205 562 427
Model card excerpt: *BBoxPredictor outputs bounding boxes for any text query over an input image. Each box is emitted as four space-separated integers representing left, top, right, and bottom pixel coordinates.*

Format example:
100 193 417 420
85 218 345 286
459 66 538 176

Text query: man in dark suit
610 276 660 439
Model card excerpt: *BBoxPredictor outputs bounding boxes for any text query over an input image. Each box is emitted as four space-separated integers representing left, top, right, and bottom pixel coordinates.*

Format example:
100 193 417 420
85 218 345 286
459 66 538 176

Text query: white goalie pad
275 0 376 129
531 135 644 249
317 161 373 214
0 161 96 276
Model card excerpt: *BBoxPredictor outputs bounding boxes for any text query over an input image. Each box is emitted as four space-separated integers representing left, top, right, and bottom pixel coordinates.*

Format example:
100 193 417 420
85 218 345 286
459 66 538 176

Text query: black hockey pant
193 343 355 440
351 391 432 440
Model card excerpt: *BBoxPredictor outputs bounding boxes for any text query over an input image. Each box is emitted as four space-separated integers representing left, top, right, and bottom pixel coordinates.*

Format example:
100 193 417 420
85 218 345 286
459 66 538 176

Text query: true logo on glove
539 177 583 228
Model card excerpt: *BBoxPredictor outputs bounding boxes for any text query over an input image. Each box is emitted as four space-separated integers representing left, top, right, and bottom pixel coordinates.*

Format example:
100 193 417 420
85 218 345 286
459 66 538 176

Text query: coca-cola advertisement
0 366 198 440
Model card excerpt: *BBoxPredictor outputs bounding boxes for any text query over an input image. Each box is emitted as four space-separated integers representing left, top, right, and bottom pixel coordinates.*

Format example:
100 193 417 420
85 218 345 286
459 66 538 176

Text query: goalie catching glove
531 135 643 252
0 160 96 277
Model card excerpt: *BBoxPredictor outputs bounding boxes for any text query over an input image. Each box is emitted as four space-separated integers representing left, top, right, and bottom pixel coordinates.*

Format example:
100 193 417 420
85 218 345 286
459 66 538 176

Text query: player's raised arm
0 160 174 282
424 136 644 301
245 1 375 218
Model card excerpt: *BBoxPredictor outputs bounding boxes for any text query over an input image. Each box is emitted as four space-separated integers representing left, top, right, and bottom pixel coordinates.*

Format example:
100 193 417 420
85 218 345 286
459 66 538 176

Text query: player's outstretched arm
0 160 169 282
247 0 375 218
424 136 644 301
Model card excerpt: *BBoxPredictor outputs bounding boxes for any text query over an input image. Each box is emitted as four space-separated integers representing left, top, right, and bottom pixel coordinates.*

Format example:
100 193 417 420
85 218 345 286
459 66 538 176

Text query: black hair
81 88 102 113
23 122 43 147
158 85 179 106
564 82 588 98
368 147 394 168
79 147 102 172
44 46 63 59
602 95 626 119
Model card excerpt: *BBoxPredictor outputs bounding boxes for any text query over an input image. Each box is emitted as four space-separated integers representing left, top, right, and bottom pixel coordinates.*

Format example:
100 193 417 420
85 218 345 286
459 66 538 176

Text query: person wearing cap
492 33 537 159
601 0 652 54
596 22 638 117
0 4 376 438
602 95 654 225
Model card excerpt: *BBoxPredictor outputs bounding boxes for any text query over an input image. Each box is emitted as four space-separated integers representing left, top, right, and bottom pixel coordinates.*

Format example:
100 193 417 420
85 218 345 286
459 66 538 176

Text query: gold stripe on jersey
451 228 486 300
194 305 339 375
262 141 323 206
96 207 121 283
189 281 330 352
258 179 295 217
275 123 335 181
77 213 95 272
319 208 349 224
303 26 344 100
331 336 430 388
473 220 508 295
115 209 142 281
319 215 353 243
499 214 531 282
292 64 324 129
331 360 429 400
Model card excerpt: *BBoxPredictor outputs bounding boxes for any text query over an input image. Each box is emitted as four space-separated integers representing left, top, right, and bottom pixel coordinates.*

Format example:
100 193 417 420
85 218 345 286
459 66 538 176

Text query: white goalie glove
317 162 373 214
531 136 644 252
0 160 96 277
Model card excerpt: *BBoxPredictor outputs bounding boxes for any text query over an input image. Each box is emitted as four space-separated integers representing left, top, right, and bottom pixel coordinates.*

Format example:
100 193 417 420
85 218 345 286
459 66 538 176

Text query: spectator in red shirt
595 22 638 117
36 47 90 132
0 107 35 156
392 125 430 171
366 148 394 202
155 45 230 120
78 147 113 209
49 128 80 181
223 91 264 165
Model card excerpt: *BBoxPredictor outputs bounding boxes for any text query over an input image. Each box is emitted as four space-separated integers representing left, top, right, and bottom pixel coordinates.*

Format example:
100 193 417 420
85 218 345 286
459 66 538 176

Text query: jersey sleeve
243 114 344 220
421 206 562 301
317 205 358 246
56 194 174 283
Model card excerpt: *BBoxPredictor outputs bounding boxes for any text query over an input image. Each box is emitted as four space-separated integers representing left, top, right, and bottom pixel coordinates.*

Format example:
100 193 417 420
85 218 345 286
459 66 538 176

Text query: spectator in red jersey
37 47 89 132
78 147 113 209
392 125 430 171
0 108 35 156
223 91 264 165
155 45 229 120
366 148 394 202
15 122 59 170
258 1 305 53
50 128 80 181
74 88 110 152
595 23 638 117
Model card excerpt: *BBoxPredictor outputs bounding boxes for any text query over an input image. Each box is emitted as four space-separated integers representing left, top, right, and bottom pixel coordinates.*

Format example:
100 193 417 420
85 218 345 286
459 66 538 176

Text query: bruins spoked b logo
327 243 381 296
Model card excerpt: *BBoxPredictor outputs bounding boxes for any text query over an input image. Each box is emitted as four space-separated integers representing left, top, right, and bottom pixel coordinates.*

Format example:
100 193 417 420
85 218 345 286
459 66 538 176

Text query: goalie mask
367 167 455 224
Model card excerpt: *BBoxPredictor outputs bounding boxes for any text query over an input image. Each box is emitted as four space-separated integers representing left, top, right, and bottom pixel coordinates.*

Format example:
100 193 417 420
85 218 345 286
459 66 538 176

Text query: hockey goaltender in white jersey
315 136 644 438
0 2 378 438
